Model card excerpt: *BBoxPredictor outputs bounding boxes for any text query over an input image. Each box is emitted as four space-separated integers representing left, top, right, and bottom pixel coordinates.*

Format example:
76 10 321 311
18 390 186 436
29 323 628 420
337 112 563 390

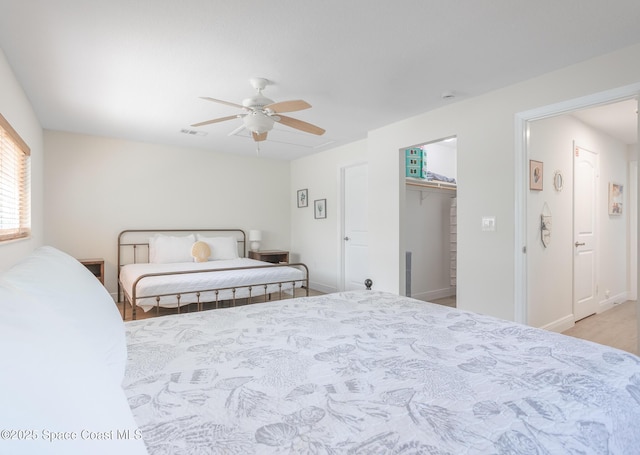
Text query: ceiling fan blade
200 96 246 110
252 131 268 142
265 99 311 113
191 115 238 127
275 115 326 135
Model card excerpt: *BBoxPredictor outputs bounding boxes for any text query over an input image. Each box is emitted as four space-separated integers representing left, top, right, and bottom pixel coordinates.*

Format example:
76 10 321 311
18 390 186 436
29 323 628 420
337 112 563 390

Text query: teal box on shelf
406 166 425 178
405 148 423 158
405 156 425 167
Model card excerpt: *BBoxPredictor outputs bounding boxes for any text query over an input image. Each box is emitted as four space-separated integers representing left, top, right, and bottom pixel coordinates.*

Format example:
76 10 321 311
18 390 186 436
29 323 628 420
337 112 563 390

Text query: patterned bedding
119 258 305 311
123 290 640 454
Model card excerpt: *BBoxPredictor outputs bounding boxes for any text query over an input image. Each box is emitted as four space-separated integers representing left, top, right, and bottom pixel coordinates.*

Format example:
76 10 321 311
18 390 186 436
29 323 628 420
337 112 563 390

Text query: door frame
339 161 368 291
514 82 640 326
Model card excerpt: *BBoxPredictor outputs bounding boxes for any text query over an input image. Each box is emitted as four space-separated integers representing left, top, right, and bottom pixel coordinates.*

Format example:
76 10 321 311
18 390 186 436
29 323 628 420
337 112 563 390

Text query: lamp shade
248 230 262 252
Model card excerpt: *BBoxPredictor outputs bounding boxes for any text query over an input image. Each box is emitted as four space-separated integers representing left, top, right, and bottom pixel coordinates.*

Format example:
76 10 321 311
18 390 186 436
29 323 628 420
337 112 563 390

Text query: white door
342 163 369 290
573 144 599 320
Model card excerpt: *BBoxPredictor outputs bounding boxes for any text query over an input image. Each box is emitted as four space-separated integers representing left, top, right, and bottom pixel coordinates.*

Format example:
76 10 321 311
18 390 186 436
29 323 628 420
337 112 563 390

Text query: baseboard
309 281 338 294
410 287 456 302
598 291 628 312
541 291 629 334
540 314 575 333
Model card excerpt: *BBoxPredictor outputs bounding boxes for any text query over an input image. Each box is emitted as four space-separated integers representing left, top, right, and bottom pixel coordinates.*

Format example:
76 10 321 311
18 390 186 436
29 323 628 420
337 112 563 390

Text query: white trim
411 287 457 302
514 82 640 326
540 314 575 334
309 281 338 294
597 291 629 313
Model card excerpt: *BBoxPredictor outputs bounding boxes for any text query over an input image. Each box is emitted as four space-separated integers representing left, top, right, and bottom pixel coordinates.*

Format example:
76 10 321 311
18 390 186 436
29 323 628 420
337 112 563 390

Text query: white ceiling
0 0 639 159
572 99 637 145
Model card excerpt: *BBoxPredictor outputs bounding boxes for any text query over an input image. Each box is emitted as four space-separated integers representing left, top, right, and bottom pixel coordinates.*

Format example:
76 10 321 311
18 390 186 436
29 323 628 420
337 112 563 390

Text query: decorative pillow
0 246 127 384
191 241 211 263
196 235 239 260
149 234 195 263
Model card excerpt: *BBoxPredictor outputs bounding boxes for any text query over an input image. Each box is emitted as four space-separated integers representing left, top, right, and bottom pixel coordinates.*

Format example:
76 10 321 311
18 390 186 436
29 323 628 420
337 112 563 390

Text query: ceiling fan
191 78 325 143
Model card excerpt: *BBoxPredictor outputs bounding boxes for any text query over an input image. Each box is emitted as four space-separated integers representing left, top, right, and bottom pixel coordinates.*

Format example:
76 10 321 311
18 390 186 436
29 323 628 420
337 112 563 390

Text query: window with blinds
0 113 30 242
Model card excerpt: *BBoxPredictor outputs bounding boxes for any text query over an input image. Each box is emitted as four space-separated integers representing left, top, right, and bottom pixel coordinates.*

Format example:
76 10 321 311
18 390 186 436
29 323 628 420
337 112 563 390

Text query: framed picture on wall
608 182 623 215
297 189 308 208
314 199 327 219
529 160 543 191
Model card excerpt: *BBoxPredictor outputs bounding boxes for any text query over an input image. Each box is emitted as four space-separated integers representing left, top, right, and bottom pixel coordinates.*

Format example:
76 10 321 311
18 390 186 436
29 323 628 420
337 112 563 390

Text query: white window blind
0 113 30 242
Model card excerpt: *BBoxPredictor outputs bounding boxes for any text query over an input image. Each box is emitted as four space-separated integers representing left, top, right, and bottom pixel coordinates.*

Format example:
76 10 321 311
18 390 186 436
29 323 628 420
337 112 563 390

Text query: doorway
520 93 638 342
340 162 369 291
573 144 599 321
402 137 457 306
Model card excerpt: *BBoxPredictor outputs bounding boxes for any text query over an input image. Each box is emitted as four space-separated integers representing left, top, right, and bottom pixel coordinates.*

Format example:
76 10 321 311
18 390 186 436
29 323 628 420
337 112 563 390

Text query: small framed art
529 160 543 191
297 189 308 208
608 182 623 215
314 199 327 219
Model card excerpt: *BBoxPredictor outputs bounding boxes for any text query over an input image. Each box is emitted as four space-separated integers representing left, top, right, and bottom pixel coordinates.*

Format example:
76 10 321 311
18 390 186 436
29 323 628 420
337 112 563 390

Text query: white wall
43 131 291 298
527 114 630 329
422 141 457 180
290 139 367 292
405 187 455 300
295 43 640 321
0 49 44 271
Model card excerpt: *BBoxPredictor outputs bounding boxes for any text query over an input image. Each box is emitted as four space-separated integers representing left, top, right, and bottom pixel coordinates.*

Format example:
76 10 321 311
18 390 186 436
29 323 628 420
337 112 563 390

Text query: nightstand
248 250 289 264
79 258 105 285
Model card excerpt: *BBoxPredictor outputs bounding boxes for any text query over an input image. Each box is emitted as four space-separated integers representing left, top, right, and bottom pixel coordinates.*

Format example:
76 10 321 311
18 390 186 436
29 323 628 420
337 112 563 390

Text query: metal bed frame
117 229 309 320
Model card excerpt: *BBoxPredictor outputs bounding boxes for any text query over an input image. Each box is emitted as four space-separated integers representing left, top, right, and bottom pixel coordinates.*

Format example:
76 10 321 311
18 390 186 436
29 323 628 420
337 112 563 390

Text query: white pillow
0 285 148 455
0 246 127 384
196 235 239 260
148 234 195 263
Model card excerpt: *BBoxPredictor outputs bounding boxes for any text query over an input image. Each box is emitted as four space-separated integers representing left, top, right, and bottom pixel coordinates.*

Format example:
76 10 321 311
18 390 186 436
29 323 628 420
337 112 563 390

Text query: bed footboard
120 263 309 320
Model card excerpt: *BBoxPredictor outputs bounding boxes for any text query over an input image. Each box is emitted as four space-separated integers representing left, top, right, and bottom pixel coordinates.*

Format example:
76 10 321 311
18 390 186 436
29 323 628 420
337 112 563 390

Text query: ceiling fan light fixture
243 111 275 134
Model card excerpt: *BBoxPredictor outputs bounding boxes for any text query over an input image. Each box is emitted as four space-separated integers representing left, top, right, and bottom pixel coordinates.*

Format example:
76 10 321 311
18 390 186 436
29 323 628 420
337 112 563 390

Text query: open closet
404 137 457 306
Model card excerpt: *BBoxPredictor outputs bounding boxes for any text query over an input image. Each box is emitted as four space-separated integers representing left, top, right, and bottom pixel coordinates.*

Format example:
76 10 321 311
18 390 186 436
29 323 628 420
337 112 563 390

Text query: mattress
119 258 305 311
123 290 640 454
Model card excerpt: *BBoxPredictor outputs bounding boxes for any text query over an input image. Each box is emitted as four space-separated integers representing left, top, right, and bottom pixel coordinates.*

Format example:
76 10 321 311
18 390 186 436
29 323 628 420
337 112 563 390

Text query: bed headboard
117 229 247 269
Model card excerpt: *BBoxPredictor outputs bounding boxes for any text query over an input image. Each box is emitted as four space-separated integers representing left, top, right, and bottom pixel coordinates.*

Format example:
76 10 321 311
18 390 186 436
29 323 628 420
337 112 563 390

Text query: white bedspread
123 291 640 454
120 258 305 311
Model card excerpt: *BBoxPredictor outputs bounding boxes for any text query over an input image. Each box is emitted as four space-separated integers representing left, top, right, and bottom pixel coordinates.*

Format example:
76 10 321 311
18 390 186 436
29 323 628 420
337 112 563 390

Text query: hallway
562 300 637 355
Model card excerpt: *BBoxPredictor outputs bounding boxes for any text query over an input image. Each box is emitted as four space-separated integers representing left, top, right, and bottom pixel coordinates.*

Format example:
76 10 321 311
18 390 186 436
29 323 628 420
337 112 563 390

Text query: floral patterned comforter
123 291 640 454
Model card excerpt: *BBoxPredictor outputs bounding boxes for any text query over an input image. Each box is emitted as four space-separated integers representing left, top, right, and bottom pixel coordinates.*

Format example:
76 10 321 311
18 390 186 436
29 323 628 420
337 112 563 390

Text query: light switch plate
482 216 496 231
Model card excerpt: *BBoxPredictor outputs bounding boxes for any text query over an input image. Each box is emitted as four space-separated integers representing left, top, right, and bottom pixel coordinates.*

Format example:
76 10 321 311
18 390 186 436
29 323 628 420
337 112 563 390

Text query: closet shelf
406 179 457 192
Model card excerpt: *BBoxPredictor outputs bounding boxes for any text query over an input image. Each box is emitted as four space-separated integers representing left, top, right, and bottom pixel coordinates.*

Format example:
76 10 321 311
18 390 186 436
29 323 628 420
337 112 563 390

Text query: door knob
344 236 350 241
575 241 585 247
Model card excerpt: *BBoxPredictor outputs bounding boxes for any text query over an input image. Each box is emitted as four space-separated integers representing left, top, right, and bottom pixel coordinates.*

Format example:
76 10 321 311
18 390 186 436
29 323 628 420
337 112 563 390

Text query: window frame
0 113 31 242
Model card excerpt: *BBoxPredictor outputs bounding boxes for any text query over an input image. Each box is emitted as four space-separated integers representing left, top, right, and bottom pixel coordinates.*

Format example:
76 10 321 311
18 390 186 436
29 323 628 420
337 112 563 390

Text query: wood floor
562 300 637 355
430 295 638 355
